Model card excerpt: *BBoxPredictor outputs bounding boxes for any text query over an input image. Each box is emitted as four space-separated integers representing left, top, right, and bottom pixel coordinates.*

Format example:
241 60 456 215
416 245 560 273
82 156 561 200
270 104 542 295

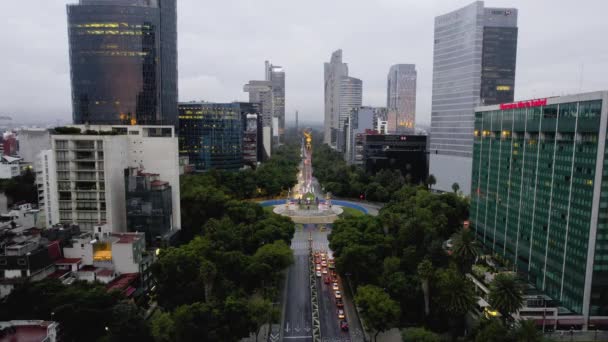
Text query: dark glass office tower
178 102 244 171
67 0 177 126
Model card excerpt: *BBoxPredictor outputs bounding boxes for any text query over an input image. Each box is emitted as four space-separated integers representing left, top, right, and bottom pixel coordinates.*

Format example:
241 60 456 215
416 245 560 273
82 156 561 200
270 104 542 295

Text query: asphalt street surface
282 229 313 341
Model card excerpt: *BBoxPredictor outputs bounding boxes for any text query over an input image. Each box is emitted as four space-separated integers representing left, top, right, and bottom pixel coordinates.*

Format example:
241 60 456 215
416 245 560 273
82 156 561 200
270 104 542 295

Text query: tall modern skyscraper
265 61 286 143
337 77 363 152
387 64 417 133
429 1 517 194
67 0 178 126
324 50 349 146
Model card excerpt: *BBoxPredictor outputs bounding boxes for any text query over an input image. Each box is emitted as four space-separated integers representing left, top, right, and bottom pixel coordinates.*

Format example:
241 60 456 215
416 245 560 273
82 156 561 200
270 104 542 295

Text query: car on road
316 271 322 277
337 309 345 320
336 298 344 308
322 268 328 274
324 276 330 284
315 264 321 271
321 260 327 267
340 320 349 331
332 282 339 291
335 290 342 299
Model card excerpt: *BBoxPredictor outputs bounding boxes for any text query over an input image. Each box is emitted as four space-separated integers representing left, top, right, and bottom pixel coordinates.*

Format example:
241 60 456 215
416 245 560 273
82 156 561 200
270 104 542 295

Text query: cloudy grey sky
2 0 608 125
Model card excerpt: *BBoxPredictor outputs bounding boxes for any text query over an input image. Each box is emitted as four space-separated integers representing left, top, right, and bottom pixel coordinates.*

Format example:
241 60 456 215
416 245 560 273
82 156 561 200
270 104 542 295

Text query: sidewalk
240 324 269 342
375 328 402 342
341 276 368 342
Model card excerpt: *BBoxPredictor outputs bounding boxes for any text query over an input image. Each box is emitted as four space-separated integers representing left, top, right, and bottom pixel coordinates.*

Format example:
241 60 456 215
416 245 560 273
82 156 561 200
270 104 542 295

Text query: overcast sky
2 0 608 125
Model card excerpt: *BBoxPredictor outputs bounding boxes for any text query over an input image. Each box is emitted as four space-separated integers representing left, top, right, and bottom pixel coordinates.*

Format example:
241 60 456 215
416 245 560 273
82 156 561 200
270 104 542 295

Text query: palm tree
426 174 437 190
417 259 434 317
437 268 477 341
452 182 460 194
488 273 524 323
511 319 544 342
451 228 480 273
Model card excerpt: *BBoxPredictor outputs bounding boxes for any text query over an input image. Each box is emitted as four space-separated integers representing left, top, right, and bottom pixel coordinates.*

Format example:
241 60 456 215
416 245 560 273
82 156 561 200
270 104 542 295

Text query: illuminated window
497 85 511 91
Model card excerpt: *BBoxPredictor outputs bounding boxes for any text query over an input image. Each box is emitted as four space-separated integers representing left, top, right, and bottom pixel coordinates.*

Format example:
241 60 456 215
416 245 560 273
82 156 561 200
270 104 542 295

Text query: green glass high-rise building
471 91 608 328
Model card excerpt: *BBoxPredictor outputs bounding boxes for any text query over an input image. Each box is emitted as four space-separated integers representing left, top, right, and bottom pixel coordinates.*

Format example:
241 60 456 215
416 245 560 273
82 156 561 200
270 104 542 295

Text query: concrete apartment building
38 125 180 233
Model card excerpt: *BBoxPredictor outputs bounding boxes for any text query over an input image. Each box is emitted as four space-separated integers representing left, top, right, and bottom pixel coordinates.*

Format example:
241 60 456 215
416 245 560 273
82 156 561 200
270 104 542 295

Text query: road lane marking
283 336 313 339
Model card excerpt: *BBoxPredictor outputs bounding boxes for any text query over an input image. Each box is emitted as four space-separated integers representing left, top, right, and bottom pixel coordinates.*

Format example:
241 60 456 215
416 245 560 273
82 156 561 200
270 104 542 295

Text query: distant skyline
2 0 608 125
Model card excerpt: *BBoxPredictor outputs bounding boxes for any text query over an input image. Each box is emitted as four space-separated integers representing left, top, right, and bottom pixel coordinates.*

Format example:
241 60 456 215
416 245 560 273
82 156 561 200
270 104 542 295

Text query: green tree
426 174 437 190
171 302 229 342
151 237 210 309
417 259 434 317
473 318 512 342
150 311 175 342
435 268 476 339
451 182 460 194
355 285 400 342
450 228 479 273
107 302 152 342
401 327 441 342
248 295 279 342
252 240 294 274
511 319 545 342
488 273 524 323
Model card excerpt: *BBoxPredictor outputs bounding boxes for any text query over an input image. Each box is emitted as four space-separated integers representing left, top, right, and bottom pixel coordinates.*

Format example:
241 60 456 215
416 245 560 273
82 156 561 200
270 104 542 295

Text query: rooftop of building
0 320 56 342
55 258 81 265
51 125 175 138
110 232 144 244
475 90 608 112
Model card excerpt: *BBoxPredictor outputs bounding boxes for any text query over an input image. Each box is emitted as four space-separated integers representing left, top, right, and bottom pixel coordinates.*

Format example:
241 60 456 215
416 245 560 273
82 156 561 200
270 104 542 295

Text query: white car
322 268 328 274
335 290 342 299
332 283 339 291
316 271 322 277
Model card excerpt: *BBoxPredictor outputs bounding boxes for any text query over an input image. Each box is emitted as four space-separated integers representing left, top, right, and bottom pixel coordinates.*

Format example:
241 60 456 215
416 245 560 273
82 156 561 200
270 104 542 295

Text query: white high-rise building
37 125 181 232
429 1 518 194
324 50 349 146
387 64 417 133
338 77 362 152
244 80 273 157
265 61 285 143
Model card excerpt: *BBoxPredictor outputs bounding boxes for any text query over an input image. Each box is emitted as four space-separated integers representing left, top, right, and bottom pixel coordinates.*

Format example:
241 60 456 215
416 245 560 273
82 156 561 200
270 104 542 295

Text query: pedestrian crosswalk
290 240 329 251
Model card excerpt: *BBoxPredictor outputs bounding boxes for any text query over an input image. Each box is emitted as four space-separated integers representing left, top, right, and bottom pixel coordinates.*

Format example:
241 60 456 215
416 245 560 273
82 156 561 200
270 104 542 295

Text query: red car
324 276 330 284
340 320 349 331
336 298 344 308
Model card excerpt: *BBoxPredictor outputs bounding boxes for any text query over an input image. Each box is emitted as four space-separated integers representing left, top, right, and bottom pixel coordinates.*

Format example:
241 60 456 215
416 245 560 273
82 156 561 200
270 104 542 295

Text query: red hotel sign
499 98 547 110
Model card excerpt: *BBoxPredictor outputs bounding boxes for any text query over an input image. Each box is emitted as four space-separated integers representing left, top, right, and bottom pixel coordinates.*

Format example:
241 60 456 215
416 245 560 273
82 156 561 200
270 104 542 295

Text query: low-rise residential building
0 224 79 298
0 320 58 342
17 128 52 169
125 168 174 245
0 156 22 179
62 225 152 291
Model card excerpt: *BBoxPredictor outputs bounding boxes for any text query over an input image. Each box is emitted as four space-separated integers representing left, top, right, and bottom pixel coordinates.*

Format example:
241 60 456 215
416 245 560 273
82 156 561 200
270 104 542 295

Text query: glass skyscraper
67 0 177 126
471 92 608 327
337 77 362 152
178 102 244 172
324 50 349 146
429 1 517 194
387 64 417 133
265 61 285 142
